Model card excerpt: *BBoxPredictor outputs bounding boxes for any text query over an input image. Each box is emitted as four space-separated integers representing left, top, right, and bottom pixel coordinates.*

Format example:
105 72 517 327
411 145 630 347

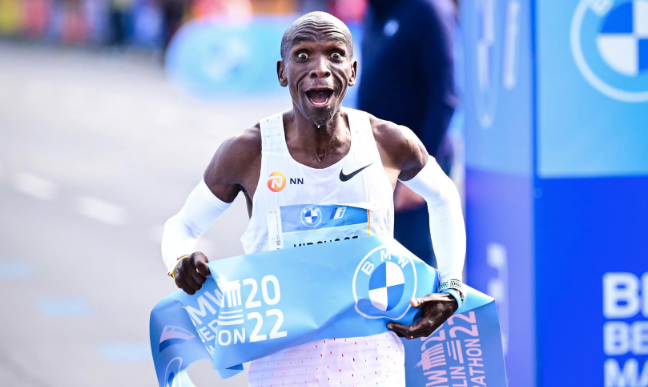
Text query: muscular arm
373 117 466 338
161 126 261 293
374 118 465 282
203 126 261 203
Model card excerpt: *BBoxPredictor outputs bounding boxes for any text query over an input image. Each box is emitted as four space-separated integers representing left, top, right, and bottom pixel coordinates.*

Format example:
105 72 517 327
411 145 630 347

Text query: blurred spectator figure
0 0 23 34
330 0 365 23
155 0 188 54
83 0 110 43
191 0 252 18
24 0 51 37
357 0 458 266
61 0 87 43
299 0 365 23
251 0 295 14
299 0 326 14
108 0 133 46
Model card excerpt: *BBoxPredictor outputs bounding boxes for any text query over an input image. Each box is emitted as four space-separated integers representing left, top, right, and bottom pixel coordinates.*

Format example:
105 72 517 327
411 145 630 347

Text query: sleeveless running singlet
242 108 405 387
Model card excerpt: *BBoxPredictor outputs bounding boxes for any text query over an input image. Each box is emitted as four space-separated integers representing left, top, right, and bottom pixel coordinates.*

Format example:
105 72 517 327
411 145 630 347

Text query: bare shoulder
203 124 262 202
218 124 262 168
368 114 428 180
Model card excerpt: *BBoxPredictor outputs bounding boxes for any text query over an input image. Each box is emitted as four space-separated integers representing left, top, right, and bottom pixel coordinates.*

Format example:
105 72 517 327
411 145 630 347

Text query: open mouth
305 89 334 106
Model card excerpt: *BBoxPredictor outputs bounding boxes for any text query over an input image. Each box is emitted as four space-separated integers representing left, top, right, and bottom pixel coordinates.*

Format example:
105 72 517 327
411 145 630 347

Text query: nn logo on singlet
267 172 303 192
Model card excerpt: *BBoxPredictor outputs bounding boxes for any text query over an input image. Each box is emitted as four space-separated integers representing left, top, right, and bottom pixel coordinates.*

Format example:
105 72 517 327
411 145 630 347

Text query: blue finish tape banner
150 235 507 386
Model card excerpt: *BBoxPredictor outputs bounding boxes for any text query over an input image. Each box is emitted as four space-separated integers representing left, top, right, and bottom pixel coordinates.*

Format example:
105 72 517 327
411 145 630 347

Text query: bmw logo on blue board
300 206 323 227
353 246 417 320
571 0 648 102
166 17 293 98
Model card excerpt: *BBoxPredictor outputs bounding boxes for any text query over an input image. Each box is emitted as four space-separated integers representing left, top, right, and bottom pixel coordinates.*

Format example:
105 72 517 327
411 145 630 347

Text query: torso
238 108 406 387
241 108 395 254
236 108 403 215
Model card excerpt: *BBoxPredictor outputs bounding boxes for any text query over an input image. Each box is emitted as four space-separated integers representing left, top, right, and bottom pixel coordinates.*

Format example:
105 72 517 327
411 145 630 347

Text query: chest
243 147 399 210
258 151 384 205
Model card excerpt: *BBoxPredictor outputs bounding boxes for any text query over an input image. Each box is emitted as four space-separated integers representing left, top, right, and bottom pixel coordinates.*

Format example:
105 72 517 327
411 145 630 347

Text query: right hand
173 252 210 295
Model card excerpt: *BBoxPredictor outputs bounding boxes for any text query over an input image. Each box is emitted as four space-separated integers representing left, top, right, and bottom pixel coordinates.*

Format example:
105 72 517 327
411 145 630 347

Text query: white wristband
439 279 465 307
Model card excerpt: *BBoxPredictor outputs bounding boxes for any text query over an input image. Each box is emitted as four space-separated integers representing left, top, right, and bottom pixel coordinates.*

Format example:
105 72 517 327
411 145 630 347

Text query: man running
161 11 466 387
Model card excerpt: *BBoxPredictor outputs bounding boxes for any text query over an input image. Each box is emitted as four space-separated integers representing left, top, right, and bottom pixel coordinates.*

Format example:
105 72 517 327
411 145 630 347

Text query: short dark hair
280 12 354 60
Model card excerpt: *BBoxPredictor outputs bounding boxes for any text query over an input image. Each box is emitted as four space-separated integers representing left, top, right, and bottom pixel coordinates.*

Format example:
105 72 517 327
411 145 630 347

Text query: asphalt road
0 41 290 387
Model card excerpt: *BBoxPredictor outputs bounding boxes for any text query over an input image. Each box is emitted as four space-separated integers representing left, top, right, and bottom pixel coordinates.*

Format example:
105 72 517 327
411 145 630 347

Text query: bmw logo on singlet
572 0 648 102
352 246 417 320
300 206 323 227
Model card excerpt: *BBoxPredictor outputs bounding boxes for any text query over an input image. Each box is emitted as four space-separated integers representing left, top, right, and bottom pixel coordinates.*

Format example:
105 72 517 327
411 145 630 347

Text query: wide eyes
294 50 344 61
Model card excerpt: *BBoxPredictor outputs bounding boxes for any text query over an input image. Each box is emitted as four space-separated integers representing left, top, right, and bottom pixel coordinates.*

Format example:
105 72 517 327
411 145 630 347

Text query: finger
411 293 439 308
179 260 201 290
387 322 411 338
404 318 433 339
186 257 206 287
390 317 434 340
182 268 200 290
193 252 211 277
175 274 196 295
189 266 206 287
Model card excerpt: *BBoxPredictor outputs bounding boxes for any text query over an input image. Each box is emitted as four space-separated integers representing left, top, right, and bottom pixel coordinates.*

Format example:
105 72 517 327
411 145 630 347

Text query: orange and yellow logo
267 172 286 192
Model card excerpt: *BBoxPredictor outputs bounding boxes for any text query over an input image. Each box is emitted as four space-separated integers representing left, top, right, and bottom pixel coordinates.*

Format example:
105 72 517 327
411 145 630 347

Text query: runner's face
278 23 357 126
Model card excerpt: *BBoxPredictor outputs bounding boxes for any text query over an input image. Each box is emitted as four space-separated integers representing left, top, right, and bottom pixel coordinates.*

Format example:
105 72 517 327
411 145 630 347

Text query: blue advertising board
462 1 535 386
464 0 648 386
535 0 648 385
537 0 648 178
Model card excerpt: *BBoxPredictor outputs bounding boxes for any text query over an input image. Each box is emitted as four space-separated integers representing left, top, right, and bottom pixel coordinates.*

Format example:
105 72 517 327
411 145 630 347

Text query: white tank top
242 109 405 387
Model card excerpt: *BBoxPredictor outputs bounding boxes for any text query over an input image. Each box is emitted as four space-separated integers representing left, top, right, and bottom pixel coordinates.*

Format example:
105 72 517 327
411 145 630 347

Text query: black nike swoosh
339 163 373 182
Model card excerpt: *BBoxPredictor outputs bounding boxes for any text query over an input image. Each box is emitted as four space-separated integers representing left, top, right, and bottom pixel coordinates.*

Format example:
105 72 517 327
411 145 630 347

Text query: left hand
387 293 458 339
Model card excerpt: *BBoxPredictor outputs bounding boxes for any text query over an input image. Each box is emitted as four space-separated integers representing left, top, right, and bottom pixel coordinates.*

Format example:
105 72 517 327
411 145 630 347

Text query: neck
285 108 350 163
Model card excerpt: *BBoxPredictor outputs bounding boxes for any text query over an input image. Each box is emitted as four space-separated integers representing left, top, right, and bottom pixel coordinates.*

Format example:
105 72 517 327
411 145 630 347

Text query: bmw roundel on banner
572 0 648 102
368 261 406 311
353 245 417 320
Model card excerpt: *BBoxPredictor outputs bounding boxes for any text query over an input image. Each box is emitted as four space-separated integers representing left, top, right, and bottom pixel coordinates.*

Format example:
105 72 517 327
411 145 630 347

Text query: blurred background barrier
166 16 362 100
167 17 288 97
0 0 646 386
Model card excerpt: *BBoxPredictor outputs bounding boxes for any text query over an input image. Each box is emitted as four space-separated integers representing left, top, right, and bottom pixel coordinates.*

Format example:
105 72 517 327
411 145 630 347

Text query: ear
277 60 288 87
348 60 358 86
